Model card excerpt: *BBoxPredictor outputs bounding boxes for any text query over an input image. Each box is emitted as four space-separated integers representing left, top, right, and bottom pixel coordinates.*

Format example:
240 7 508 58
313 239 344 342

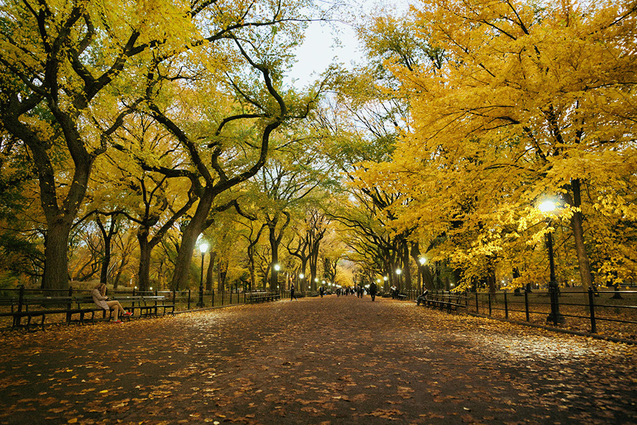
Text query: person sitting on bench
92 283 132 323
416 289 429 306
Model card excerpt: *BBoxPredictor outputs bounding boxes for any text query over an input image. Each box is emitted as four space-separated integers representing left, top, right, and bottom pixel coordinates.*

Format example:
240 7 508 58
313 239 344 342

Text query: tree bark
96 215 119 286
170 190 215 290
43 220 73 290
566 178 594 290
400 240 412 292
137 233 153 292
206 251 215 291
268 220 280 292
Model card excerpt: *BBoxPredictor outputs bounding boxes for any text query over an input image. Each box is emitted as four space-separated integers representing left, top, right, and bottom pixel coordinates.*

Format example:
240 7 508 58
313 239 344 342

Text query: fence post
475 292 479 314
588 287 597 334
172 289 176 310
504 291 508 320
488 293 492 316
212 289 215 307
132 287 137 312
187 289 191 310
66 286 74 323
524 289 530 322
15 285 25 327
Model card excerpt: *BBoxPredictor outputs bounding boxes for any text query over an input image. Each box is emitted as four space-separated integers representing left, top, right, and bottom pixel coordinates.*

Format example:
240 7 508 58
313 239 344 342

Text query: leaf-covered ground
0 296 635 424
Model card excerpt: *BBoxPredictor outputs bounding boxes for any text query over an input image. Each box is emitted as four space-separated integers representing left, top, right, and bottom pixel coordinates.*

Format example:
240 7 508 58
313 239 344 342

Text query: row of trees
1 0 635 295
0 0 358 293
347 0 637 292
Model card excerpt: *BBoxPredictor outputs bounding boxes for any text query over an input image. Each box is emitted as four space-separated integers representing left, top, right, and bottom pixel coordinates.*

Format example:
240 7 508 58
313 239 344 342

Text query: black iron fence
424 288 637 342
0 285 282 329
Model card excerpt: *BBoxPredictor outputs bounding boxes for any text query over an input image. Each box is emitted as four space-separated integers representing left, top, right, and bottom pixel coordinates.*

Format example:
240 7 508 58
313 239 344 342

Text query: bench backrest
22 297 73 311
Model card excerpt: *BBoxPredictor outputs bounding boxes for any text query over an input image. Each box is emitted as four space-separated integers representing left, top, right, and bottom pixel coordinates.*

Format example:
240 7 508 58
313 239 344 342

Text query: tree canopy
1 0 635 294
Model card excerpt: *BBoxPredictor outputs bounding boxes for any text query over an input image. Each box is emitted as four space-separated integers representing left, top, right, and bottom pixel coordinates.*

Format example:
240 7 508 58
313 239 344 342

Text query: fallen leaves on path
0 297 635 424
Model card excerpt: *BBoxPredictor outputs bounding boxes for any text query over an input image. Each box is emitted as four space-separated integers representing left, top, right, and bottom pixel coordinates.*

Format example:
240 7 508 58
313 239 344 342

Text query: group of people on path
314 281 378 301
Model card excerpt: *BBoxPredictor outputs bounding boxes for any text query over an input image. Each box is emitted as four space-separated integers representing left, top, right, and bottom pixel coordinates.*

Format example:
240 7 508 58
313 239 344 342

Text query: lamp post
419 257 426 293
539 201 564 325
396 268 402 292
273 264 280 294
299 273 304 294
197 242 209 308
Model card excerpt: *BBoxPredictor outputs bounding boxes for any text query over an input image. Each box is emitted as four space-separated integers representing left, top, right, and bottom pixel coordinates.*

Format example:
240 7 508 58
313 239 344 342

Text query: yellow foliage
353 0 637 286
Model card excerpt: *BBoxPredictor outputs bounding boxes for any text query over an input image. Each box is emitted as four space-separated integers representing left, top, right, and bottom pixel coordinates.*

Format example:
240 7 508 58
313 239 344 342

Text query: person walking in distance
290 283 297 300
369 281 377 302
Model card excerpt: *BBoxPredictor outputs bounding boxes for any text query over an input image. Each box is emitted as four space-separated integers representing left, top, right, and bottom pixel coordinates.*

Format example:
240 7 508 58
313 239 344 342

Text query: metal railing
423 288 637 342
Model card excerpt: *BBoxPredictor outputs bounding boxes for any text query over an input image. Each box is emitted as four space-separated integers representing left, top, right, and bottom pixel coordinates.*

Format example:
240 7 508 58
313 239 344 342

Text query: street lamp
418 257 426 293
299 273 304 293
539 201 564 324
198 242 209 308
273 264 280 293
396 268 402 292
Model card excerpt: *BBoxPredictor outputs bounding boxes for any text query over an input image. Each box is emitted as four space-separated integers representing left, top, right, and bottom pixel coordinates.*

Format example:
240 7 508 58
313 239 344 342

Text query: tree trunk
410 242 423 292
422 265 434 289
246 243 256 290
300 260 308 292
400 241 412 292
269 222 280 292
309 239 321 292
170 191 214 290
137 234 152 292
43 220 73 290
568 179 594 290
97 215 118 285
268 227 279 291
206 251 215 291
486 256 497 294
36 150 93 291
309 261 318 292
113 255 127 288
217 258 228 293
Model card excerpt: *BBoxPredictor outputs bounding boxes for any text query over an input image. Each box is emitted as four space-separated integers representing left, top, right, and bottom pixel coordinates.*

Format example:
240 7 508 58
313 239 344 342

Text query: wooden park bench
420 292 465 313
246 292 280 303
9 296 104 330
128 295 175 317
0 292 175 331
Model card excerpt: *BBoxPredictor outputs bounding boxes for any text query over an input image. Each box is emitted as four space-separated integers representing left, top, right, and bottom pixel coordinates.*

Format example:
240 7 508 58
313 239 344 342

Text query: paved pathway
0 296 635 424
